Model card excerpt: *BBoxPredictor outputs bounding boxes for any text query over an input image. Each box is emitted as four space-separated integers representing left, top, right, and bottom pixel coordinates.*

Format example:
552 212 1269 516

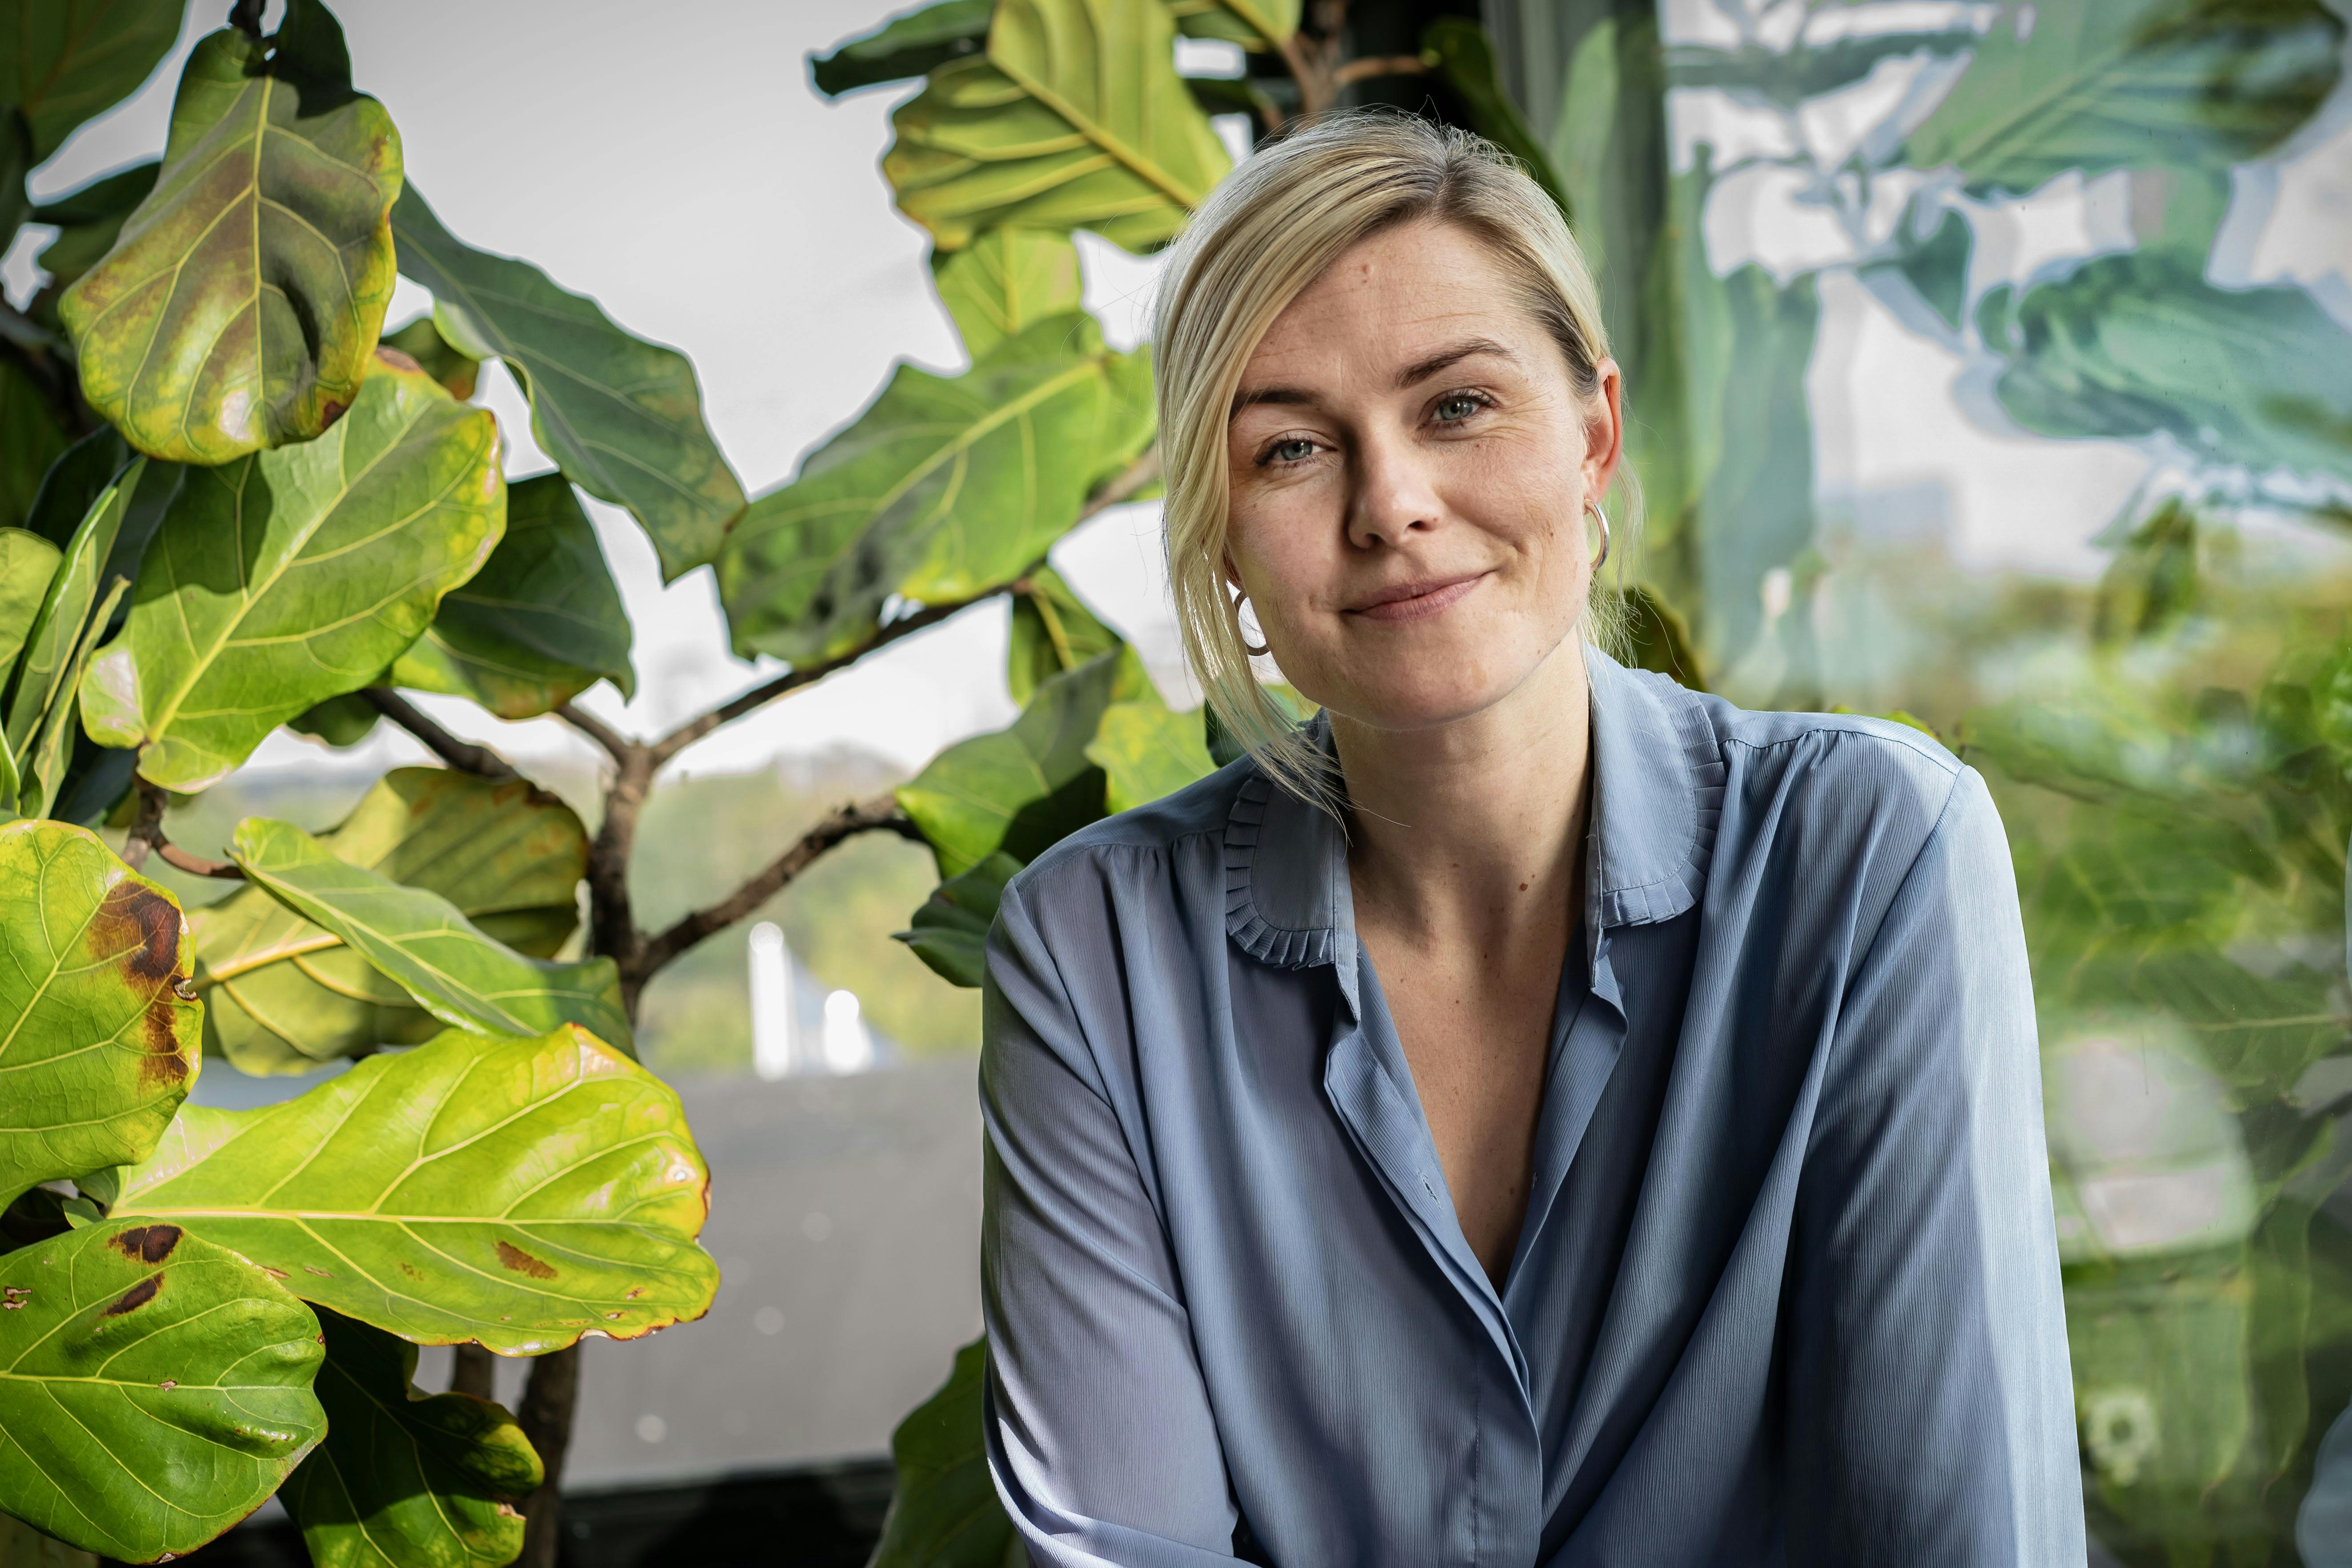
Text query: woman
979 113 2082 1567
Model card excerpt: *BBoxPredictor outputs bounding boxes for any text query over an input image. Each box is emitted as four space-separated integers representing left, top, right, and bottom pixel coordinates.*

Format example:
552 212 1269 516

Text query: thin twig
121 779 248 879
360 689 516 779
631 793 919 979
1331 54 1428 88
552 700 635 766
648 445 1162 771
158 842 246 880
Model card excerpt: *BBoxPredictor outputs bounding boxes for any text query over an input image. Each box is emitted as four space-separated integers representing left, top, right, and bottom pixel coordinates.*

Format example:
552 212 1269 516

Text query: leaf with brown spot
0 820 200 1211
57 15 403 463
0 1219 323 1562
105 1025 718 1354
278 1308 541 1568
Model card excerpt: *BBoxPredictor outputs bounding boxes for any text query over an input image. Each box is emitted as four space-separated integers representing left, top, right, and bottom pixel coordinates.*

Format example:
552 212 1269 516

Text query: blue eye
1269 438 1315 464
1436 394 1483 423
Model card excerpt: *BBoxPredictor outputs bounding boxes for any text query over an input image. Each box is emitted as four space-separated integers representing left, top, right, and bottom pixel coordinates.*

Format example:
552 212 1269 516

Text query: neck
1331 638 1594 943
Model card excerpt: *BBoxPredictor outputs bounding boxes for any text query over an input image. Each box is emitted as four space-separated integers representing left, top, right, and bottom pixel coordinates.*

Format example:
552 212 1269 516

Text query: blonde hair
1153 110 1635 805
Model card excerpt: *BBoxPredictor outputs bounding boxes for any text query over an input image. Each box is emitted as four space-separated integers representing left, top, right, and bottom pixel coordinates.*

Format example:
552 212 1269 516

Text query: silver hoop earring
1228 589 1271 658
1587 501 1611 575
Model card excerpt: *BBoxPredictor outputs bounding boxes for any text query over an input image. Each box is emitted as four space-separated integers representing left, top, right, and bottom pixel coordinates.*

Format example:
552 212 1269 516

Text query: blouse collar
1223 647 1724 972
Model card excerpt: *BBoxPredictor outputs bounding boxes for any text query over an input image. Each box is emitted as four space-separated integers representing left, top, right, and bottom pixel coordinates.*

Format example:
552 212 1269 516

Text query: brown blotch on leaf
495 1242 557 1280
399 1262 423 1280
111 1225 182 1264
104 1276 162 1316
98 882 181 982
372 347 421 375
319 396 351 428
137 995 191 1088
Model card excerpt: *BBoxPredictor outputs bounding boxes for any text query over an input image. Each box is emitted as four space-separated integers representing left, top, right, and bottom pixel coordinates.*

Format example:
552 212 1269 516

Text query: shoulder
1712 705 1966 818
1001 756 1250 919
1653 677 1991 899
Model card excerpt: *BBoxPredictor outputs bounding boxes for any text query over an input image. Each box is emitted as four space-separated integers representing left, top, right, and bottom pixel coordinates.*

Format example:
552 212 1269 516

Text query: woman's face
1222 219 1622 735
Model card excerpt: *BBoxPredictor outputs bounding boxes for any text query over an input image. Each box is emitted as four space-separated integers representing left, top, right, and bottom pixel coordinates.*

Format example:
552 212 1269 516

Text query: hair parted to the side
1153 109 1638 808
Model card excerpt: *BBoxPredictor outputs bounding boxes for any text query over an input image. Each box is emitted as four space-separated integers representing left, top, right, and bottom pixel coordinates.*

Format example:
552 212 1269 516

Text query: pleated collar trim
1223 648 1724 971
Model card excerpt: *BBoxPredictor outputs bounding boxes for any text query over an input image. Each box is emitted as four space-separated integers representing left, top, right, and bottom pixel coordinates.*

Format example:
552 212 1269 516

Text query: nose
1345 426 1442 551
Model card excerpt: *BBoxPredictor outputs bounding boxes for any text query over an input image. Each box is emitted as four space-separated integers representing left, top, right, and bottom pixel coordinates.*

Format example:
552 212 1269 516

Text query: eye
1263 436 1318 466
1433 392 1487 424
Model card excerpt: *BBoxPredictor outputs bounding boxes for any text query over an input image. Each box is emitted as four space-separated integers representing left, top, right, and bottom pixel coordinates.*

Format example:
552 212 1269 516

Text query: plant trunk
515 1345 582 1568
517 742 653 1566
450 1342 496 1401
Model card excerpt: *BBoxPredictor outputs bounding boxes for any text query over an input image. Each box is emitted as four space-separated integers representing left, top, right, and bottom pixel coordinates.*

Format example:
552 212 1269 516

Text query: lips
1344 571 1488 623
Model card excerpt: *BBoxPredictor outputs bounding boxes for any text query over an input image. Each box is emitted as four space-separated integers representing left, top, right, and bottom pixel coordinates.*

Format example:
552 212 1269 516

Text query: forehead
1243 220 1535 374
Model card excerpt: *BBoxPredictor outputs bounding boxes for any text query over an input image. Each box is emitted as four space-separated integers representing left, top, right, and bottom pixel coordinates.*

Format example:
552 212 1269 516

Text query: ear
1581 357 1626 499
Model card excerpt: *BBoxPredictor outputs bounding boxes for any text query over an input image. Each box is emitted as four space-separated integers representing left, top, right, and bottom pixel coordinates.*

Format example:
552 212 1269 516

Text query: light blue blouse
978 648 2085 1566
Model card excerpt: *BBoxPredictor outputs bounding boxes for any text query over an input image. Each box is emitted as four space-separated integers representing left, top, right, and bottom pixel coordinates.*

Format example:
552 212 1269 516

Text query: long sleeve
1783 767 2086 1565
979 876 1240 1566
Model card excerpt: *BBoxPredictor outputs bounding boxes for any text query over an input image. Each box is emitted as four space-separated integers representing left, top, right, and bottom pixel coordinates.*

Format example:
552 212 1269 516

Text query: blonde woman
979 113 2081 1567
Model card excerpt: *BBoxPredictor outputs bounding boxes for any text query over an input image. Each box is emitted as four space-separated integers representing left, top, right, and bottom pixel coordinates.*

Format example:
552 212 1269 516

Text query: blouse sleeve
1782 766 2087 1564
979 874 1243 1565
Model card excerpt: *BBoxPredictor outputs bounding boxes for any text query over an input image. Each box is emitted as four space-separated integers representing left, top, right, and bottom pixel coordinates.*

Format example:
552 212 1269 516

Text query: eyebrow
1228 337 1521 419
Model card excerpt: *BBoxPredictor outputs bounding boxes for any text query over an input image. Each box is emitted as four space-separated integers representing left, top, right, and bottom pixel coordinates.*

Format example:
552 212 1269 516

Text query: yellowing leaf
885 0 1230 253
58 24 402 463
228 814 626 1050
106 1026 720 1354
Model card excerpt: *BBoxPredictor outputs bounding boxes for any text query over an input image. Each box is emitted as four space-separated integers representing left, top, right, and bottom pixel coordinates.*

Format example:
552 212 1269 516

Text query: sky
9 0 2352 781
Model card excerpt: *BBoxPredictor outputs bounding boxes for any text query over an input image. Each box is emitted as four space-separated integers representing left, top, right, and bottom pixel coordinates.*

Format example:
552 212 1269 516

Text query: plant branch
360 689 516 779
630 792 918 983
118 780 166 873
647 444 1162 771
120 778 247 879
553 699 635 766
1331 54 1428 88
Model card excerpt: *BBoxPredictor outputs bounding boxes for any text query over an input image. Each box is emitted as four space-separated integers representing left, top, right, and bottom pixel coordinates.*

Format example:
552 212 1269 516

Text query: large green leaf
390 183 746 583
25 161 159 304
0 0 180 164
1982 251 2352 485
228 815 629 1051
58 22 403 464
719 314 1151 664
884 0 1230 253
5 457 138 776
278 1308 541 1568
867 1337 1021 1568
1087 691 1214 814
0 820 197 1212
20 576 123 820
1904 0 2345 196
932 227 1083 359
193 768 589 1075
0 1218 324 1564
899 648 1141 877
896 851 1022 989
0 529 61 674
77 354 504 791
1007 564 1121 705
103 1025 720 1354
812 0 992 98
389 472 636 719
